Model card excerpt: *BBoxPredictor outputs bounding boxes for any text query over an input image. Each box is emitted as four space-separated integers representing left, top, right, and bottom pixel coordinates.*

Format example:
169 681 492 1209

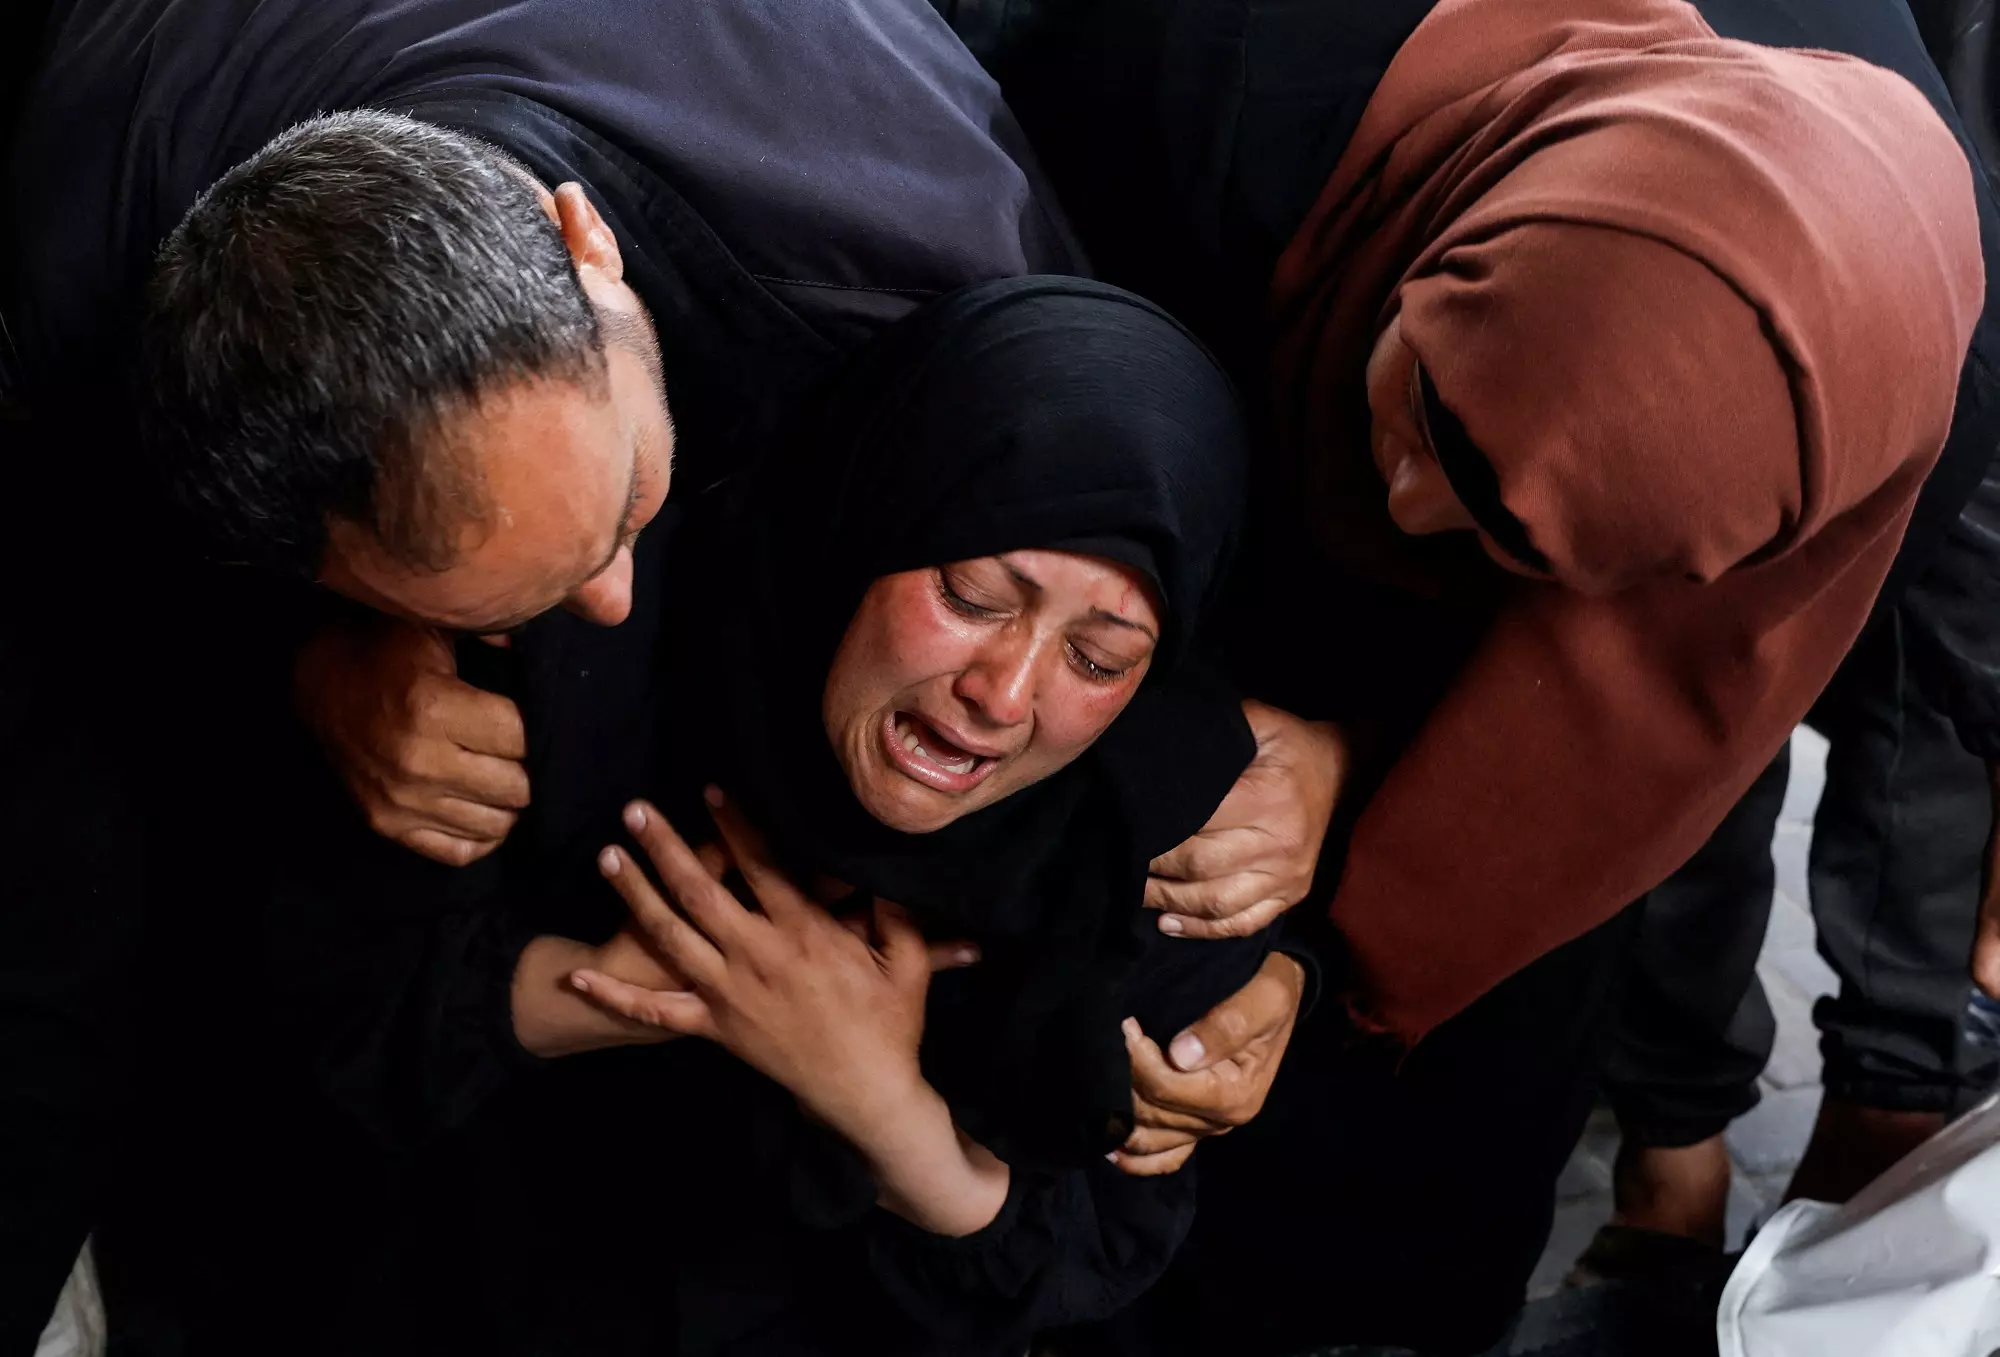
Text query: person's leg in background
1590 605 1999 1270
1788 606 2000 1202
1593 753 1792 1256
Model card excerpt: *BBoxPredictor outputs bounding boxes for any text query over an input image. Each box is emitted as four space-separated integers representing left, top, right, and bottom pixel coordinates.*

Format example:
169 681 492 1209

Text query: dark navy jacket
4 0 1081 486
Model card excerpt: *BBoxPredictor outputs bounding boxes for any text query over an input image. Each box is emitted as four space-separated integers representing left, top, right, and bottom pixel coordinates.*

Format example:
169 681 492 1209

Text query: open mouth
881 710 1000 794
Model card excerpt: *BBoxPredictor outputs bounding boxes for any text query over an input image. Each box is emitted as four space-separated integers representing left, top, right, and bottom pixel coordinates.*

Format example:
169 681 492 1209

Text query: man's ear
552 182 624 285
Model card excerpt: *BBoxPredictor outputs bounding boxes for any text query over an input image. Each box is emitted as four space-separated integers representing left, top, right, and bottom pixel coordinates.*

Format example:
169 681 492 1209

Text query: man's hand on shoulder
294 616 530 866
1112 951 1307 1176
1144 700 1346 939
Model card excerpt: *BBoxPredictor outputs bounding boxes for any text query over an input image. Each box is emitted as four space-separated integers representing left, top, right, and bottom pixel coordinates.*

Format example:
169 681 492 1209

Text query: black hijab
676 276 1255 1169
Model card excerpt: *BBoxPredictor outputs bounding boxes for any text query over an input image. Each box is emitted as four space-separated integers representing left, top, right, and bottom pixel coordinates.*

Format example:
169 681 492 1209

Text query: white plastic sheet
34 1243 104 1357
1717 1092 2000 1357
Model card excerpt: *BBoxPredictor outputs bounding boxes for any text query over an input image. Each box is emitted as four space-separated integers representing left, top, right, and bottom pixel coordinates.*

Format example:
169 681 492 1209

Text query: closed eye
1067 641 1142 684
937 568 1003 618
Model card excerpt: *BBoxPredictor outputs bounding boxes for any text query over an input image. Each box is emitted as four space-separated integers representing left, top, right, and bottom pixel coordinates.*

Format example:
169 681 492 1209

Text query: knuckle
407 681 445 727
387 735 430 778
1205 912 1250 938
1215 1006 1251 1045
1177 892 1229 922
1223 1094 1266 1128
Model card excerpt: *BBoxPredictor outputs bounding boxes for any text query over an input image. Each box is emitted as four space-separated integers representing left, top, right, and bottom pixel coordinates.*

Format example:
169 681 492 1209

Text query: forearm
838 1080 1011 1237
511 935 675 1058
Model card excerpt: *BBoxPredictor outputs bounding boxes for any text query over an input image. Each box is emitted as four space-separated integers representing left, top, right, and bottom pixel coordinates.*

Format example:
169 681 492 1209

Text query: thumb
1168 1000 1240 1072
1167 977 1277 1073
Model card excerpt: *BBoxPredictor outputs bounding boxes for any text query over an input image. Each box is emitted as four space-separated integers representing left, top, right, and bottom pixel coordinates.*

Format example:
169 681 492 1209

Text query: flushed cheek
1026 679 1142 764
871 581 981 682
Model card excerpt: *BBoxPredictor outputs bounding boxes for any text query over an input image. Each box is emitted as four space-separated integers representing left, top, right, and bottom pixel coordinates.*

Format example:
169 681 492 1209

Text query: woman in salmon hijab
990 0 1988 1350
1269 0 1983 1051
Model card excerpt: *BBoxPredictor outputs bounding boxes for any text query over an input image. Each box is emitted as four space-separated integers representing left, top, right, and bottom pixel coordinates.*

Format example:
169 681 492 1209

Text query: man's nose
954 634 1037 726
564 545 634 627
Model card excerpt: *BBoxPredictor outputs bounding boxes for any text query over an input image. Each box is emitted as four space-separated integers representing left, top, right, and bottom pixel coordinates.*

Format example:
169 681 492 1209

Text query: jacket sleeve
262 765 549 1151
853 929 1270 1345
1899 451 2000 761
858 1158 1196 1345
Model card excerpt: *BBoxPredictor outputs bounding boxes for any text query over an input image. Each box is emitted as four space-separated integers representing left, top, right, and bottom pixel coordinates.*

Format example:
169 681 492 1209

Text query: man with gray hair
2 0 1338 1345
4 0 1085 1343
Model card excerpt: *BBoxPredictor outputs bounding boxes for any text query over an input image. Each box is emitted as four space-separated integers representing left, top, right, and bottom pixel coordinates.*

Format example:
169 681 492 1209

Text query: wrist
845 1078 1009 1237
815 1057 931 1152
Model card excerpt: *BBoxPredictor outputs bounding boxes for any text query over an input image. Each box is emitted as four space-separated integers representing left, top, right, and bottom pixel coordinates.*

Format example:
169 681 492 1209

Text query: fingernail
624 802 647 832
598 846 622 875
703 785 725 808
571 974 592 993
955 945 981 965
1121 1017 1141 1041
1105 1152 1120 1164
1158 915 1184 936
1170 1032 1206 1071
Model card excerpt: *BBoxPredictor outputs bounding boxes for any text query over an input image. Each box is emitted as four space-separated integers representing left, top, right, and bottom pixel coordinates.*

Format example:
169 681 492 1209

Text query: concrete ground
1528 728 1836 1295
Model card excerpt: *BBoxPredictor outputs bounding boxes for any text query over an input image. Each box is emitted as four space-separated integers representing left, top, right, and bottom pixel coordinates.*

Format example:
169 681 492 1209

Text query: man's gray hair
144 109 606 576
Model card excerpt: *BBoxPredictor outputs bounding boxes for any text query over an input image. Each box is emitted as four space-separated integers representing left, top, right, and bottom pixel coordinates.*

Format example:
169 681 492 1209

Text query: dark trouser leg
1089 907 1639 1357
1600 752 1792 1149
1807 607 1999 1119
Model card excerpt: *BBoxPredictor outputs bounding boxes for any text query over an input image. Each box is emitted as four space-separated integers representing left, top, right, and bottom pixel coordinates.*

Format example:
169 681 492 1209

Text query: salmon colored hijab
1271 0 1984 1042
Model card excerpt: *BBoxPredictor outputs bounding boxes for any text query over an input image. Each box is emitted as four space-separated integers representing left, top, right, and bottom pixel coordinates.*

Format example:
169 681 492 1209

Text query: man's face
319 179 673 634
320 339 673 633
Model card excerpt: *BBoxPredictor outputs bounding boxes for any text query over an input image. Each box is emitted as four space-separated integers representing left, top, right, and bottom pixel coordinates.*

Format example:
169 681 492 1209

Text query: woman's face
822 549 1163 834
1364 313 1481 537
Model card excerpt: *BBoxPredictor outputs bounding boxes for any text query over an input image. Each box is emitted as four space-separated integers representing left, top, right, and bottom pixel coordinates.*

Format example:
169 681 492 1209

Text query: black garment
4 0 1082 494
1608 611 2000 1146
250 280 1268 1357
1604 752 1793 1146
0 581 147 1353
1908 0 2000 182
1901 445 2000 761
1063 911 1642 1357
